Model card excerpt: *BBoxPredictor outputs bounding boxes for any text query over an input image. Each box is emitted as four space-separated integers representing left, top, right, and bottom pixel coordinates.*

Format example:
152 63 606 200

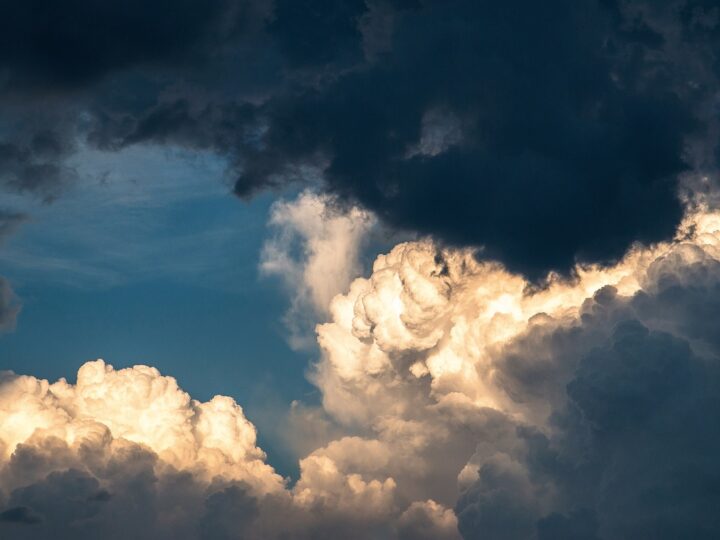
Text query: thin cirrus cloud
0 144 268 291
3 200 720 538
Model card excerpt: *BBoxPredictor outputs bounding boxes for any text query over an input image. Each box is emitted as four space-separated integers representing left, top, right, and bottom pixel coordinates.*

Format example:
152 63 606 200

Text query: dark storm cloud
0 0 283 202
2 0 719 275
237 0 703 277
456 246 720 538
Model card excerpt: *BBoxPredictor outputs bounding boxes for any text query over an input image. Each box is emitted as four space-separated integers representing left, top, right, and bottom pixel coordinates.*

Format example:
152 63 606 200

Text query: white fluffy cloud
306 203 720 538
4 204 720 538
260 190 376 348
0 360 283 493
0 358 460 539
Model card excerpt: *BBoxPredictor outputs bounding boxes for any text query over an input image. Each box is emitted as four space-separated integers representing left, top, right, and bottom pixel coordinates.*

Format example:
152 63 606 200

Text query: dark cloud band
2 1 720 276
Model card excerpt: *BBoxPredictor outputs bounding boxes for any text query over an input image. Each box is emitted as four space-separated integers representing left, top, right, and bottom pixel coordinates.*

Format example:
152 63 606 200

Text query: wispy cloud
0 145 271 291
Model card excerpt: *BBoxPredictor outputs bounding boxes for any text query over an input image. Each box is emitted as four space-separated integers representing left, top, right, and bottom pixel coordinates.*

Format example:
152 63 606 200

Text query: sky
1 1 720 539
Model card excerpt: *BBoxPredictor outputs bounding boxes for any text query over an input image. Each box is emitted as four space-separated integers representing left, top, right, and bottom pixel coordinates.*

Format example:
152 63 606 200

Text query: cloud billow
4 207 720 538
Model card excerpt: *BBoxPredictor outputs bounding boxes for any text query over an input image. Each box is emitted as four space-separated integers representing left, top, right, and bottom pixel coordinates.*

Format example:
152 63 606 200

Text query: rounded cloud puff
0 360 283 495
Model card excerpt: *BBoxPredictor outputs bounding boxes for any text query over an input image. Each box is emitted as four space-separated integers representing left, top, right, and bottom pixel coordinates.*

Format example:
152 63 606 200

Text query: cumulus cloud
0 360 282 491
0 359 456 538
5 206 720 538
260 190 376 348
305 205 720 538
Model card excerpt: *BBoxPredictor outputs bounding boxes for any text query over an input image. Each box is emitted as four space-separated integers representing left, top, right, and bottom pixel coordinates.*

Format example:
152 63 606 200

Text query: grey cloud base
459 319 720 539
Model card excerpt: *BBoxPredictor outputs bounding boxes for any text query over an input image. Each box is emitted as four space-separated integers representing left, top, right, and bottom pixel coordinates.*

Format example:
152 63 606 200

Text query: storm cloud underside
3 0 720 274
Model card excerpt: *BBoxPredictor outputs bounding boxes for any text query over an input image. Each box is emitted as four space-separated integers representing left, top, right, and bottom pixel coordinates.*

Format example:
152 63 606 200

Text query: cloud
307 205 720 538
0 0 272 198
234 0 713 277
0 360 281 539
0 360 283 494
260 190 376 348
6 206 720 537
2 0 720 275
457 314 720 539
0 358 456 538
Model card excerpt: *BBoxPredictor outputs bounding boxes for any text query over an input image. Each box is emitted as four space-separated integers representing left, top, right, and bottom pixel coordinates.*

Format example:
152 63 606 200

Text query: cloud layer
4 0 720 275
4 202 720 538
